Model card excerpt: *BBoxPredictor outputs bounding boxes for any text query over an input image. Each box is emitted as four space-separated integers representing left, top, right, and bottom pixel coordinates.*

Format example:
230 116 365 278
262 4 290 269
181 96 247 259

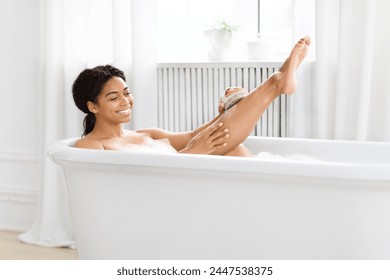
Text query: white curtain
311 0 390 141
19 0 156 247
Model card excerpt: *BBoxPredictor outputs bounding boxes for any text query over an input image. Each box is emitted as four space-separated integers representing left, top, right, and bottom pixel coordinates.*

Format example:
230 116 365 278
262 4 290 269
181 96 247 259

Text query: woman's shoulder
135 127 170 139
74 137 104 150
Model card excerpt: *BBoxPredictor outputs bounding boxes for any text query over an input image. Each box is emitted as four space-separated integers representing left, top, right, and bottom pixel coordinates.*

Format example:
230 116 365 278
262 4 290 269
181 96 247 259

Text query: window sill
157 60 284 68
157 59 316 68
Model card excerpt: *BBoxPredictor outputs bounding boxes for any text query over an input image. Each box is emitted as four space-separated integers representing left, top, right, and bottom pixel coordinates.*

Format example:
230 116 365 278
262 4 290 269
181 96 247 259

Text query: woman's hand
218 102 225 114
179 122 229 155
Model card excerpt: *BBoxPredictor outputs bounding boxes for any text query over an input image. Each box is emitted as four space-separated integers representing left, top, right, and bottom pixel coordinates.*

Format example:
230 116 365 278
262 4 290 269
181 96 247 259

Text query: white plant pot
204 29 233 61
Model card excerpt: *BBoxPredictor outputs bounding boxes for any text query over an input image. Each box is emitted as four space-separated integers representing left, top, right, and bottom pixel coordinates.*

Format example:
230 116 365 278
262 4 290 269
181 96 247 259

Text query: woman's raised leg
212 36 311 155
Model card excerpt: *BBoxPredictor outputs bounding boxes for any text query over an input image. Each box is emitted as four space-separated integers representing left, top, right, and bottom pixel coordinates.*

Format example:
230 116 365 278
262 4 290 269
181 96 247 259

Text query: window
156 0 293 62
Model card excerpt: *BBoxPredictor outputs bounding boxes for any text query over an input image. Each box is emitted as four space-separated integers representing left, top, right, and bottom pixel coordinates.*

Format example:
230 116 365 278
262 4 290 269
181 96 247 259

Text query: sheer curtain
311 0 390 141
20 0 155 247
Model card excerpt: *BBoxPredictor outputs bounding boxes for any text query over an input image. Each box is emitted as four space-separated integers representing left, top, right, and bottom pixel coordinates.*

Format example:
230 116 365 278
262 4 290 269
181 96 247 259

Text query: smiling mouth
116 108 131 114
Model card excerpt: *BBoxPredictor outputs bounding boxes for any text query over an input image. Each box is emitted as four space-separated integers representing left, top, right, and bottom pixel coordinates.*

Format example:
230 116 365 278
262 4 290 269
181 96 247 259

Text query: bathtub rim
47 137 390 183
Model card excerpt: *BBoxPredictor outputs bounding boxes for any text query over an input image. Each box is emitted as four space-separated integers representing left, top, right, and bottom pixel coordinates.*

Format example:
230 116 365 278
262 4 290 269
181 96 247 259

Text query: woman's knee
223 144 252 157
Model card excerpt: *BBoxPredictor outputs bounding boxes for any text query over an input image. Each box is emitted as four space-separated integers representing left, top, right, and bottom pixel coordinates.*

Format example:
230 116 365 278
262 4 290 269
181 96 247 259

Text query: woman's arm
137 119 229 154
136 128 194 151
74 138 104 149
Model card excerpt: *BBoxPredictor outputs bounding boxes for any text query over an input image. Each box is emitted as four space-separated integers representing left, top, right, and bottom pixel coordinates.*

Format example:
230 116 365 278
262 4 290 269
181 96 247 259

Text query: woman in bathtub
72 36 311 157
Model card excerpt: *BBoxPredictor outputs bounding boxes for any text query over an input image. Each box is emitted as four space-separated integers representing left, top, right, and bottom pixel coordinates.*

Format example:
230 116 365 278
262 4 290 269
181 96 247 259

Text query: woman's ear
87 101 98 114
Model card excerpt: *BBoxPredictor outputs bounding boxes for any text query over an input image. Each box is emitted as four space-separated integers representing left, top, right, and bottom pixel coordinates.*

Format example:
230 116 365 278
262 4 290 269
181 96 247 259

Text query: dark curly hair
72 65 126 136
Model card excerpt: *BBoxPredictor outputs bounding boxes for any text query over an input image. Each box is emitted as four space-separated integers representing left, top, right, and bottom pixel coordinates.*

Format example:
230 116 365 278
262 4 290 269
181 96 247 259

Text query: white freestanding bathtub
48 136 390 260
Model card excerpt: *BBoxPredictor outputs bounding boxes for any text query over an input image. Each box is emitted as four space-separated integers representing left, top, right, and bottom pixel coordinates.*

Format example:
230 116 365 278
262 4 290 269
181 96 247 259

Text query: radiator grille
157 62 289 137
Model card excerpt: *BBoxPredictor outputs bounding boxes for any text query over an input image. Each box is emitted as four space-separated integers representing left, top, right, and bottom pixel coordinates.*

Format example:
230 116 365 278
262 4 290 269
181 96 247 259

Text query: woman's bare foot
276 36 311 94
280 36 311 72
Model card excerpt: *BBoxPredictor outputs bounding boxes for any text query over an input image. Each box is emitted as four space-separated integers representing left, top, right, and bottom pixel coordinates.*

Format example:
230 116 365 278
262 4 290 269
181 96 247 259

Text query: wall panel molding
0 151 38 163
0 185 38 204
0 184 38 231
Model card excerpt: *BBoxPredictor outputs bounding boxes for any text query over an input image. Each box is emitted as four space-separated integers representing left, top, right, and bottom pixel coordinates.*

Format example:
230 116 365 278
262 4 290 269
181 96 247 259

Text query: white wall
0 0 40 230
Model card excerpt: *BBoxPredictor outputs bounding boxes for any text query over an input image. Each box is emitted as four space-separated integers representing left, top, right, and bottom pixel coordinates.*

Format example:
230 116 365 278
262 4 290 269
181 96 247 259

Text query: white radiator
157 62 290 137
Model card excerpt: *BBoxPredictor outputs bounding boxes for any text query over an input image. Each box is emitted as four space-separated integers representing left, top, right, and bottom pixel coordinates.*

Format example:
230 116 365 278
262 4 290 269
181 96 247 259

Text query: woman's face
88 76 134 124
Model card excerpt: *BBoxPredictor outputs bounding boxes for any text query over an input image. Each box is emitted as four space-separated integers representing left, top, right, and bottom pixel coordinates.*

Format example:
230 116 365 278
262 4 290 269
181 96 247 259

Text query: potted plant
204 20 239 61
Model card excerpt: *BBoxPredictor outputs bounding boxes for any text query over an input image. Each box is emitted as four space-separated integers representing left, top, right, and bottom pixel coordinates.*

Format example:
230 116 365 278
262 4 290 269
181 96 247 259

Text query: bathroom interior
1 0 390 260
